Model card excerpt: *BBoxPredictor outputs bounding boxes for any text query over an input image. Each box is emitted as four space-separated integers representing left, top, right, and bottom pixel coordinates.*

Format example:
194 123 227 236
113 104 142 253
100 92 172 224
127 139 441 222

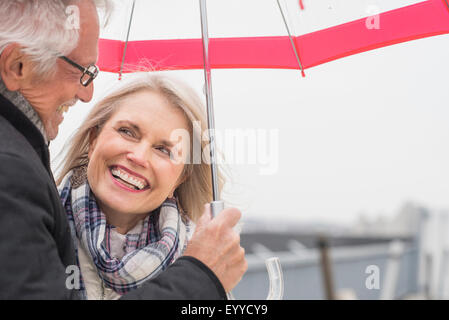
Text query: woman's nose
126 143 151 168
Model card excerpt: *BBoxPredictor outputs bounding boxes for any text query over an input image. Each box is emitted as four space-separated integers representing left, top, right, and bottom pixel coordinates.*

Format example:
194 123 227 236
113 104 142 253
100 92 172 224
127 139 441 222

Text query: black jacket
0 93 226 300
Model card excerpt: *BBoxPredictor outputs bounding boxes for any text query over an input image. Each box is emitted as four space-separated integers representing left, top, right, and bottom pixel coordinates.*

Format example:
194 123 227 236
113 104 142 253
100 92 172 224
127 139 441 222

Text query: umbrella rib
276 0 305 77
119 0 137 80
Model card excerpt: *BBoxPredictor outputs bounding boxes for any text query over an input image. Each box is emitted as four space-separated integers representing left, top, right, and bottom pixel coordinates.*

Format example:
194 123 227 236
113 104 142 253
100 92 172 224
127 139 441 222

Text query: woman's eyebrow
116 120 141 133
159 139 174 148
116 120 174 147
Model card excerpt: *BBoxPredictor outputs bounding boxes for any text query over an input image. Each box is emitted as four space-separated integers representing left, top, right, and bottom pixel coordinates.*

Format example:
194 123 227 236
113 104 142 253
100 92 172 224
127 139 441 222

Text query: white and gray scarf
0 78 48 144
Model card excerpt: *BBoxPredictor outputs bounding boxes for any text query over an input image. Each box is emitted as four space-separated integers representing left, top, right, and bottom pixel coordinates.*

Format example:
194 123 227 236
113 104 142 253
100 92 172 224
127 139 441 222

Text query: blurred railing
232 240 419 300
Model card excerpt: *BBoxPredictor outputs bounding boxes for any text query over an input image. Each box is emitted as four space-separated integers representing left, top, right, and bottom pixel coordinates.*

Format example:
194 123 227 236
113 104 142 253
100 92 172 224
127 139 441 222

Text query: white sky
50 0 449 225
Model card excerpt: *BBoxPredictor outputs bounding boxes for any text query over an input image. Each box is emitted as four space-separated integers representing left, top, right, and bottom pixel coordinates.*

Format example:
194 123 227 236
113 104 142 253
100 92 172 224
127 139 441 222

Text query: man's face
20 0 100 141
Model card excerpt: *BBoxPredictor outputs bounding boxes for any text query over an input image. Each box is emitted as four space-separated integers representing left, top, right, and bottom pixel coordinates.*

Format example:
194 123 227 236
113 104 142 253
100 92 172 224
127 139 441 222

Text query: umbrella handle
266 257 284 300
210 200 284 300
226 256 284 300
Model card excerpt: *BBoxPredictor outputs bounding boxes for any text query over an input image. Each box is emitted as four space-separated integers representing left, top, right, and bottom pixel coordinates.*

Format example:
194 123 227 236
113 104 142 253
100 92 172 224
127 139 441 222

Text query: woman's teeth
110 167 148 191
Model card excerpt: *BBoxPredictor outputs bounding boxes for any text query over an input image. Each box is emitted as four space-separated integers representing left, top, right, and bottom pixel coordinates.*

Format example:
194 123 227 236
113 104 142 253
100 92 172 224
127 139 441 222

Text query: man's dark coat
0 93 226 300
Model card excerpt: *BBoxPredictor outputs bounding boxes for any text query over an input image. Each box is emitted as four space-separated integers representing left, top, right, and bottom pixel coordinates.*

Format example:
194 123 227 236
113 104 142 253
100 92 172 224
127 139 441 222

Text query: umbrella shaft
200 0 220 202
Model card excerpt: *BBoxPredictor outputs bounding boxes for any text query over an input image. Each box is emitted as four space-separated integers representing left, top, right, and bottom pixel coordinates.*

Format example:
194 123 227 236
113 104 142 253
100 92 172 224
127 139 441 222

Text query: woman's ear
87 126 99 159
169 172 189 198
168 185 179 198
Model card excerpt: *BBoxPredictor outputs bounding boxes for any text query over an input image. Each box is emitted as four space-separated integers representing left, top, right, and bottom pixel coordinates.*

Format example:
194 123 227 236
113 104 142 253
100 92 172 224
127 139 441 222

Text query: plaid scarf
58 167 191 298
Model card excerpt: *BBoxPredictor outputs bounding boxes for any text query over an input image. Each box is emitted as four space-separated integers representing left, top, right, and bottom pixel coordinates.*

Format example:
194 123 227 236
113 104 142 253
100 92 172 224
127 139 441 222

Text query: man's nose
77 82 94 102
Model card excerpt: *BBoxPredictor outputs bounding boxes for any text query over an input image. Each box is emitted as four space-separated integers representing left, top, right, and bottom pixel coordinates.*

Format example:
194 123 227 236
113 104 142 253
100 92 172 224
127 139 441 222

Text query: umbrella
98 0 449 77
94 0 449 299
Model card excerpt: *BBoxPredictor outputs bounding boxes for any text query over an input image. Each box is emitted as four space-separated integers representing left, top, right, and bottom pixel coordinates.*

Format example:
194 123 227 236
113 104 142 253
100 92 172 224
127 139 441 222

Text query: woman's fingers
184 205 247 292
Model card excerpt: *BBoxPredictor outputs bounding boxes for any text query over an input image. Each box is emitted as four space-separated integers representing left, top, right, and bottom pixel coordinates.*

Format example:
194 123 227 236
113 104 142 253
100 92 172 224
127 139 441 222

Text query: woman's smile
109 165 150 193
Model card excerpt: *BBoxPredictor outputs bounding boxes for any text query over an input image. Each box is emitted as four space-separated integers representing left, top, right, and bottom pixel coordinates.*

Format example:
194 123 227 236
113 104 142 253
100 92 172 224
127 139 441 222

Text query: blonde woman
57 74 226 299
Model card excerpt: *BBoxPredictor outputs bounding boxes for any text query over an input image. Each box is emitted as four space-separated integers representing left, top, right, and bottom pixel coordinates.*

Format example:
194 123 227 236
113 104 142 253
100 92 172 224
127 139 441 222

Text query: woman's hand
183 204 248 293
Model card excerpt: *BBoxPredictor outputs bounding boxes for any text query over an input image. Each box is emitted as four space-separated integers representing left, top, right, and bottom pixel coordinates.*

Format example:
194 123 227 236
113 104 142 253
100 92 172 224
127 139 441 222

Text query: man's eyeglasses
59 56 99 87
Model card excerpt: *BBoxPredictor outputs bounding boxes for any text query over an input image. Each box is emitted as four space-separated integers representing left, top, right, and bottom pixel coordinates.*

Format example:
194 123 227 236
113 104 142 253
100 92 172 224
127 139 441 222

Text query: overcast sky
50 0 449 226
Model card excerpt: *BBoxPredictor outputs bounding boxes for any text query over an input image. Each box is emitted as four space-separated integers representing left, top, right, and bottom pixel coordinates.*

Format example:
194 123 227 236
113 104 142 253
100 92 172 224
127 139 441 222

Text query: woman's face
87 90 190 217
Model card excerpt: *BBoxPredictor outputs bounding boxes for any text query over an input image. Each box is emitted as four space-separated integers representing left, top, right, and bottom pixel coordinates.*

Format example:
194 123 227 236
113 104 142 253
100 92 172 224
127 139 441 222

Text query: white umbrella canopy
288 0 426 34
100 0 432 40
51 0 449 228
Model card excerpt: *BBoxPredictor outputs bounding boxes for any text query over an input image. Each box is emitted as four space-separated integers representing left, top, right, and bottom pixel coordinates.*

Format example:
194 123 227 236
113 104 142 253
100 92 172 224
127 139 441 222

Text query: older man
0 0 246 299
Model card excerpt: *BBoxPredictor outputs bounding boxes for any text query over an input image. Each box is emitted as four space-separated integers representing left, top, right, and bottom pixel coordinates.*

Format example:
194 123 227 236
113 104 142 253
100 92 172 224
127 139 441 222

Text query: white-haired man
0 0 246 299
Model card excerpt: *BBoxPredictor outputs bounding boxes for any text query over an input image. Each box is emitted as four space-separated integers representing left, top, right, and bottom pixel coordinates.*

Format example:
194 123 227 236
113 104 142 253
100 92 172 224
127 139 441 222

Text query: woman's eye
118 127 135 137
157 146 171 156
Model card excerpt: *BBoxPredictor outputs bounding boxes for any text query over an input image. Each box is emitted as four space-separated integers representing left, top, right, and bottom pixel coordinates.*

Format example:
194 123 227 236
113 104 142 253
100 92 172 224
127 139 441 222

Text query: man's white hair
0 0 112 78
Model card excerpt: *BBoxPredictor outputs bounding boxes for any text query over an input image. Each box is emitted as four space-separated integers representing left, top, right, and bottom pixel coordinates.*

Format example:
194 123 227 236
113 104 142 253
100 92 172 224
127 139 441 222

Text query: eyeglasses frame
59 55 99 87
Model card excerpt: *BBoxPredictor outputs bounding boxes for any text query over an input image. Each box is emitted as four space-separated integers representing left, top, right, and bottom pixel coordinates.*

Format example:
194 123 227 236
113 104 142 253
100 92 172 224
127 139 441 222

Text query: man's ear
87 126 99 159
0 44 32 92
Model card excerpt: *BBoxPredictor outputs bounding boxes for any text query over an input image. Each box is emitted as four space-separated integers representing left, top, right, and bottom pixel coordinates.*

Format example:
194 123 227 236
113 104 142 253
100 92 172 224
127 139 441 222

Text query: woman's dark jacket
0 93 226 300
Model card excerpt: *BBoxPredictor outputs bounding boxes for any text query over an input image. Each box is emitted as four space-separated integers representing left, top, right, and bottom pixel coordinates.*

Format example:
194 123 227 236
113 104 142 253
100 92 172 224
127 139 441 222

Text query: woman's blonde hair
56 73 225 222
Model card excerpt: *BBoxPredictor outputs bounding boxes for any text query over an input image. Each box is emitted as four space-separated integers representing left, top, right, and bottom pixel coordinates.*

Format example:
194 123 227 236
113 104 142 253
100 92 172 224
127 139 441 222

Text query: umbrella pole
199 0 236 300
198 1 284 301
199 0 224 218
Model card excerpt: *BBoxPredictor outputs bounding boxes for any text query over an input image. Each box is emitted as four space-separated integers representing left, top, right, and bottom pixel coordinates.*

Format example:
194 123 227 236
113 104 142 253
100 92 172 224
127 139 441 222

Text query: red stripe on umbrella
98 0 449 74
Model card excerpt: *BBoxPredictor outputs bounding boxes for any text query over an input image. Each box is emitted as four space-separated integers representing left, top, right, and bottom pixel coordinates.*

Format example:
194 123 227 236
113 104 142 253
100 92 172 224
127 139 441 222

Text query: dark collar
0 93 51 173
